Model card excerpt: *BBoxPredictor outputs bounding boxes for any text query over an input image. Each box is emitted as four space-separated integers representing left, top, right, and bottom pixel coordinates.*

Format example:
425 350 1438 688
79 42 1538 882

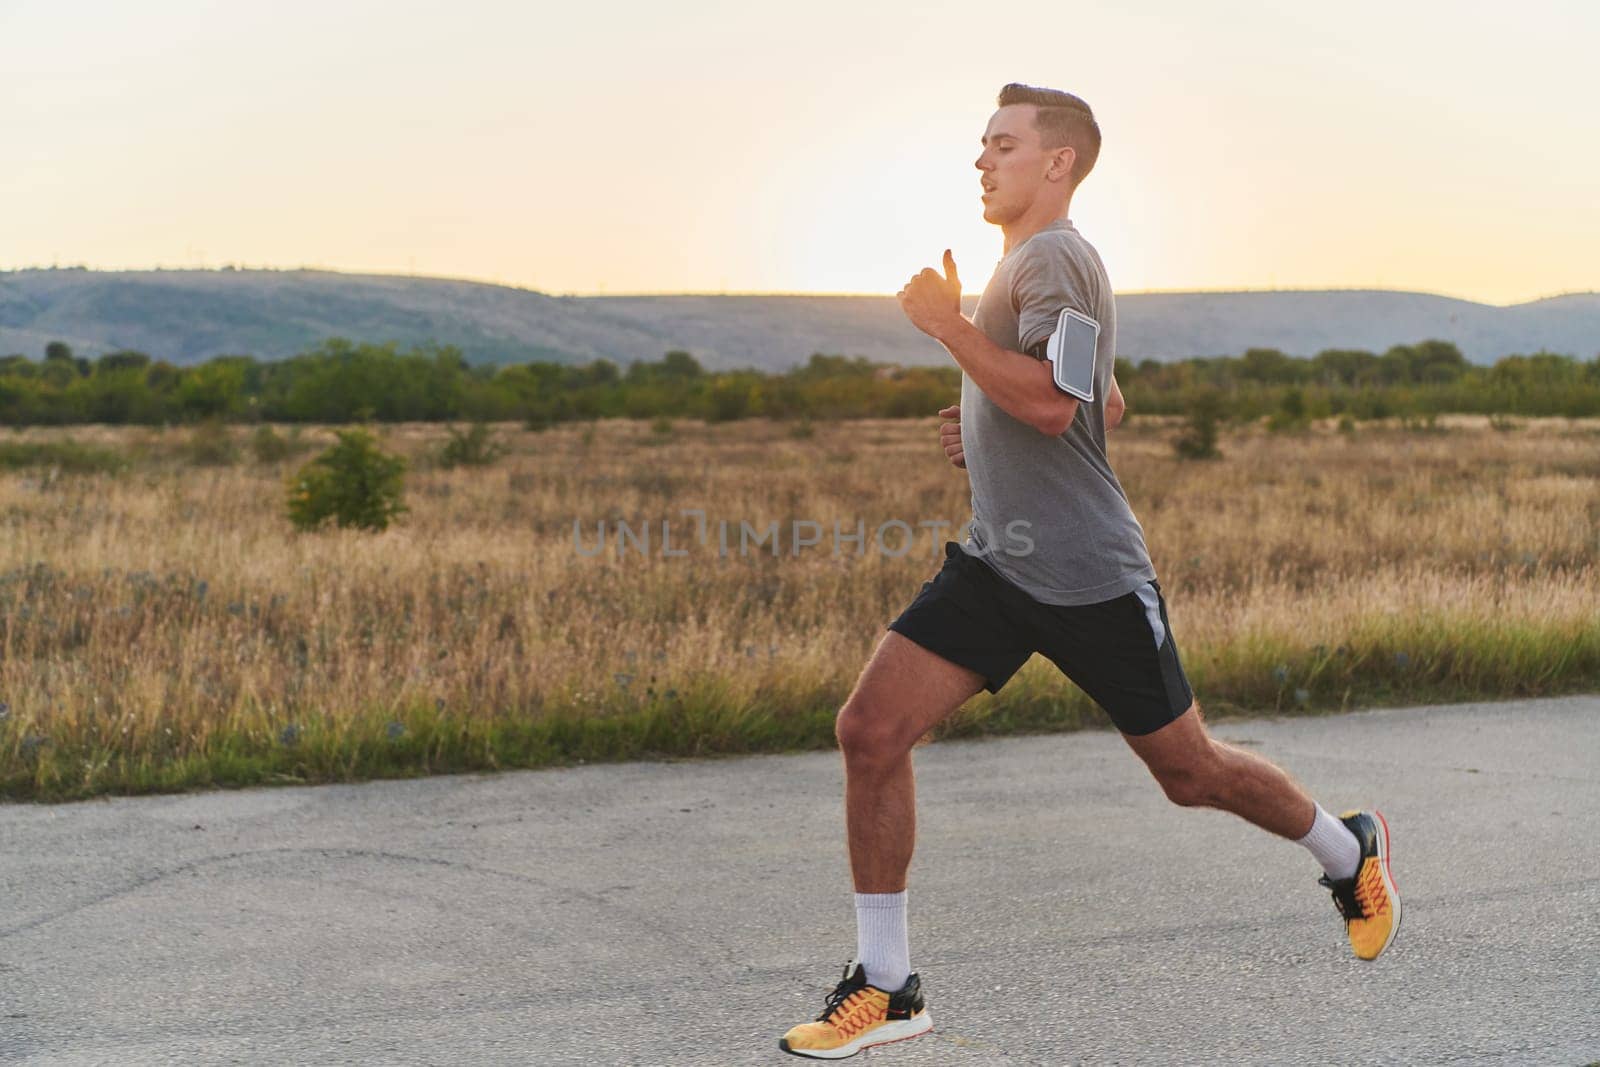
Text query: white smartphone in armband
1045 307 1099 402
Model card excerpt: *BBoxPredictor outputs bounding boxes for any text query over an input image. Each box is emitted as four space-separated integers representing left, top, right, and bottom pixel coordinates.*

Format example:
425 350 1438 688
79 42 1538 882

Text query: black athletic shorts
887 541 1194 736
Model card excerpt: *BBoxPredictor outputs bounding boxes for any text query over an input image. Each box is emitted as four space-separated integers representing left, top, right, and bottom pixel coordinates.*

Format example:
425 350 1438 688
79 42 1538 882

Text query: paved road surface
2 696 1597 1066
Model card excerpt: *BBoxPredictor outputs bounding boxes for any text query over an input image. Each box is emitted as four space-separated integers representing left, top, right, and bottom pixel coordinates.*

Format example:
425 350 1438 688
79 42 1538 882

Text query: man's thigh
1034 580 1194 736
842 630 988 752
1119 698 1208 777
886 541 1036 696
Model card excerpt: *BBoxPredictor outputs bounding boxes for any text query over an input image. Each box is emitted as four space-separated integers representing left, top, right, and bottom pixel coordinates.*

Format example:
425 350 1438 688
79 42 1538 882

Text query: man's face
974 104 1070 225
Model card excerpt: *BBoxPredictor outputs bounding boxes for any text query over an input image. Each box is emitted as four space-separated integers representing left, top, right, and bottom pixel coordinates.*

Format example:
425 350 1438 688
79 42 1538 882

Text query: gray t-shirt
957 217 1157 605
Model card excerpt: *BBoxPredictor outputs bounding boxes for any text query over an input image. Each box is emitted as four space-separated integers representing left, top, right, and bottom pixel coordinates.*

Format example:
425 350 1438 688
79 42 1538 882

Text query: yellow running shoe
1318 810 1402 960
779 960 933 1059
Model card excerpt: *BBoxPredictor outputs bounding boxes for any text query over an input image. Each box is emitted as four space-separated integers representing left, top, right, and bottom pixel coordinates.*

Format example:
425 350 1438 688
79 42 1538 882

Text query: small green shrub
286 428 407 532
438 422 505 468
1265 388 1309 434
1173 392 1224 460
649 415 674 437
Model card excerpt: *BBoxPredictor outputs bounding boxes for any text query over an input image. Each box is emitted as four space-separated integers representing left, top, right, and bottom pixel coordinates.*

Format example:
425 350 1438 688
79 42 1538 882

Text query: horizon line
1 263 1594 308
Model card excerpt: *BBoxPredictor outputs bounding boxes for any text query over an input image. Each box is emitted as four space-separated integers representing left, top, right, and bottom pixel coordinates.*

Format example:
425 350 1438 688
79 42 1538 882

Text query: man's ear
1051 145 1077 183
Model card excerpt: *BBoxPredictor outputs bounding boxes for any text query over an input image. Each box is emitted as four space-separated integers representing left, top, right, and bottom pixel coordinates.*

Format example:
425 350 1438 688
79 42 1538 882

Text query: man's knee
1146 737 1225 808
1152 763 1218 808
835 694 906 768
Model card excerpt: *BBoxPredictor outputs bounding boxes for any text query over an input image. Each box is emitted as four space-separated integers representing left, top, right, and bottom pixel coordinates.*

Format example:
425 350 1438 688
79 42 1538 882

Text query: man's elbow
1033 395 1079 436
1106 399 1126 430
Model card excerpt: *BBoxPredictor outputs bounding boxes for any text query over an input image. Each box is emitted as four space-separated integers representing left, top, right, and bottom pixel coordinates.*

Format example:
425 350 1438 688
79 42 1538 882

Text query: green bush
1265 388 1310 434
1173 391 1223 460
286 428 407 532
437 421 504 468
704 379 752 422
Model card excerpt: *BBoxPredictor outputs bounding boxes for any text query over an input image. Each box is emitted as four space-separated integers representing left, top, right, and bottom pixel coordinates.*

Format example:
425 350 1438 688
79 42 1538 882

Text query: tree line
1119 340 1600 421
2 337 1597 427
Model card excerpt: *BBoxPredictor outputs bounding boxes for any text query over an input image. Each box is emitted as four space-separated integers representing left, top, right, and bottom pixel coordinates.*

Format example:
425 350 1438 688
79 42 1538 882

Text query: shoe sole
778 1012 934 1059
1363 809 1402 961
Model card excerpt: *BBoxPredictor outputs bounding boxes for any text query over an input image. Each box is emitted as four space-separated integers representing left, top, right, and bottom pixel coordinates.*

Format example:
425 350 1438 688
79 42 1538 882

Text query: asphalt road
2 696 1597 1066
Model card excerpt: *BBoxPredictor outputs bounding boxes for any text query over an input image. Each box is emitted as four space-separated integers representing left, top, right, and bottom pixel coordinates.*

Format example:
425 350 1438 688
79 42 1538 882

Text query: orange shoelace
1354 862 1390 919
830 993 886 1039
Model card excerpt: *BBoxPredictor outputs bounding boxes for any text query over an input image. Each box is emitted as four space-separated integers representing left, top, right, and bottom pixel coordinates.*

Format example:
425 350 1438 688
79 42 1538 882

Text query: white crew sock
1298 803 1361 880
854 891 911 992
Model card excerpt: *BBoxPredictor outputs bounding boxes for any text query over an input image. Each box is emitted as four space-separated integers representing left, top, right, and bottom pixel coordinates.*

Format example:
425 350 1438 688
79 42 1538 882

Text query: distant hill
1 267 1595 369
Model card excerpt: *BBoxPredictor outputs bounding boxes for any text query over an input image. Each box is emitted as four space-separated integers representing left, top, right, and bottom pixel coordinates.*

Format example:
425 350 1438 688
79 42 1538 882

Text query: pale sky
3 0 1596 304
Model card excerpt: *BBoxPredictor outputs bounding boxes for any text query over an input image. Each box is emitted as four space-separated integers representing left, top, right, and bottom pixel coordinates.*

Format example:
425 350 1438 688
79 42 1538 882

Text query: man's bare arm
928 316 1078 436
1106 374 1125 431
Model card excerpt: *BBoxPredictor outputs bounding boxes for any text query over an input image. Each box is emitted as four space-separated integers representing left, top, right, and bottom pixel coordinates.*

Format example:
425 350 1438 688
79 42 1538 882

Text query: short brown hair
997 83 1101 186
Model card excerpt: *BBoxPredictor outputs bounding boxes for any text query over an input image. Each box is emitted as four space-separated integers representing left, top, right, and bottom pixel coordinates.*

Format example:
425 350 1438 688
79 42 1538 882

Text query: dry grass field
2 414 1597 799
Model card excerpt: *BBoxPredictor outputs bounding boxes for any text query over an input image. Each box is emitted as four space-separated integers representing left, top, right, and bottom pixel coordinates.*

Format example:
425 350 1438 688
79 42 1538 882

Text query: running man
778 83 1401 1060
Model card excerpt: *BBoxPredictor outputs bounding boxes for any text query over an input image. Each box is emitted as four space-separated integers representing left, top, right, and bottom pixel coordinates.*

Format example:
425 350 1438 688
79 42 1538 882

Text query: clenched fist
897 250 963 339
938 404 965 469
